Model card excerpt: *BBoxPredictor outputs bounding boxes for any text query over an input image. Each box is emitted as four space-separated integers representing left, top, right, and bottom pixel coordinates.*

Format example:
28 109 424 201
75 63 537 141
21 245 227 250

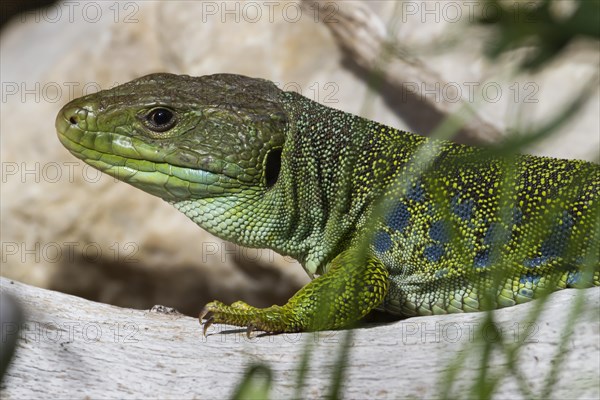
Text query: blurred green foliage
479 0 600 70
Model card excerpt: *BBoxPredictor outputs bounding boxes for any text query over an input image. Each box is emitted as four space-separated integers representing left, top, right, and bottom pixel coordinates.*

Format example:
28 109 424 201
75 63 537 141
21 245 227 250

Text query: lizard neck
174 92 424 277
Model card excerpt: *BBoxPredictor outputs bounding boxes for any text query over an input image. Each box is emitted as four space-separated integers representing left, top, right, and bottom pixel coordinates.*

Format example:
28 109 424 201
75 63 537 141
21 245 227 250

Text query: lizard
56 73 600 333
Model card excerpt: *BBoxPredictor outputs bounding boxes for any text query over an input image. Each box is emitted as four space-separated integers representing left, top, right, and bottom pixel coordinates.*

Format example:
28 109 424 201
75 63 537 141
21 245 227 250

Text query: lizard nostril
62 106 89 128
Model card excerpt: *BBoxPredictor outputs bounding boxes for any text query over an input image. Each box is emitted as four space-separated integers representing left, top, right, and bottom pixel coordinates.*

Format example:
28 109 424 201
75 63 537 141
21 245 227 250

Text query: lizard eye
144 107 176 132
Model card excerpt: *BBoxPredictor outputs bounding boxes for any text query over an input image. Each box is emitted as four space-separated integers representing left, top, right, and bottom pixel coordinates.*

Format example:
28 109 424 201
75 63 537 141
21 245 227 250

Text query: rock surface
1 277 599 399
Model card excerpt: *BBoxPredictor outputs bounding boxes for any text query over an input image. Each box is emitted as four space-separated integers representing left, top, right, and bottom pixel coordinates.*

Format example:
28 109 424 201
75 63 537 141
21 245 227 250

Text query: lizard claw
198 307 209 323
199 307 214 336
246 324 256 338
202 316 214 337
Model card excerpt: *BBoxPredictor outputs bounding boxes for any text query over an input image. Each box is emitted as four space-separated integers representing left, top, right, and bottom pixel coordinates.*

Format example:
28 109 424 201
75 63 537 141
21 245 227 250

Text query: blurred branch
301 0 504 143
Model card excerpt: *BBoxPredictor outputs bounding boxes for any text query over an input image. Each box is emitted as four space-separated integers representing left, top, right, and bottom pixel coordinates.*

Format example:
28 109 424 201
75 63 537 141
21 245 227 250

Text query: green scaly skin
56 73 600 333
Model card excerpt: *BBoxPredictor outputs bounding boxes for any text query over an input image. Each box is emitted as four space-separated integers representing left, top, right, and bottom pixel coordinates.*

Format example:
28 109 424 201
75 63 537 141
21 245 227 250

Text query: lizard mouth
56 105 233 201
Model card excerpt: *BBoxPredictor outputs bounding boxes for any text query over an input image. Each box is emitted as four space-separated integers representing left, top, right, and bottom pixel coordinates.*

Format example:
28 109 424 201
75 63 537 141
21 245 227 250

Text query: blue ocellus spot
540 211 575 257
519 273 541 285
474 249 490 269
386 201 411 232
451 195 475 220
373 231 392 253
407 180 426 202
484 223 510 246
524 256 551 268
519 288 534 298
424 244 445 262
429 220 450 243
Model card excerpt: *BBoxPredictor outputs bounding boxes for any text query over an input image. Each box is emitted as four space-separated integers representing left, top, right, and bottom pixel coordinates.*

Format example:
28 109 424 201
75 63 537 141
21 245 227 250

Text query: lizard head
56 72 351 260
56 73 287 201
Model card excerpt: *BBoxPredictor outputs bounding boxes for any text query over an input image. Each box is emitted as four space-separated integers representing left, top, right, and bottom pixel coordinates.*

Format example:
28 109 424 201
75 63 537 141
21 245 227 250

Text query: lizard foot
199 301 299 336
198 250 389 334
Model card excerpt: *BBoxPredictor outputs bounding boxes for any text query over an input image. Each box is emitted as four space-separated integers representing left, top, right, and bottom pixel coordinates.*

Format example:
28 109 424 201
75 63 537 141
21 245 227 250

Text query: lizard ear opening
265 148 282 188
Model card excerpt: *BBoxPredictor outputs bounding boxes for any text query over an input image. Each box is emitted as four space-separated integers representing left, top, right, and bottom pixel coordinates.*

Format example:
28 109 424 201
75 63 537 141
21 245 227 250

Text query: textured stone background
1 1 598 316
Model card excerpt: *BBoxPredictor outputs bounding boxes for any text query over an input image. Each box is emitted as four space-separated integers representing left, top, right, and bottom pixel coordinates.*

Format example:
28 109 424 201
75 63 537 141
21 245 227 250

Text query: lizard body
56 73 600 332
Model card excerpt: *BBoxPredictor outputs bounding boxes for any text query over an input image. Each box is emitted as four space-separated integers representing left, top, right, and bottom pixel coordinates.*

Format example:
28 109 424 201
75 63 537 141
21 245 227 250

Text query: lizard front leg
199 250 389 334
